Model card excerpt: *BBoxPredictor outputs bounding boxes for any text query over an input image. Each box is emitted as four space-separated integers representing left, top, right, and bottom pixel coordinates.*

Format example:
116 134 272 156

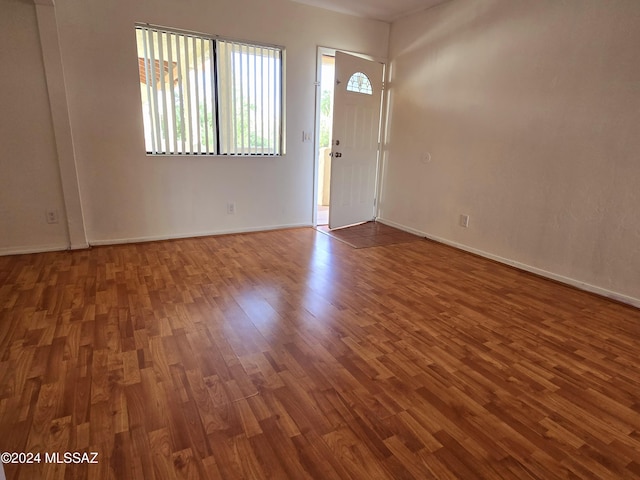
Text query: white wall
0 0 69 254
381 0 640 305
45 0 388 244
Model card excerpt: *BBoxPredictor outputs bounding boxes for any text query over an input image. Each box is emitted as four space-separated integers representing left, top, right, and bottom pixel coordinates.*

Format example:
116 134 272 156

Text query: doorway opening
316 54 335 226
314 48 385 229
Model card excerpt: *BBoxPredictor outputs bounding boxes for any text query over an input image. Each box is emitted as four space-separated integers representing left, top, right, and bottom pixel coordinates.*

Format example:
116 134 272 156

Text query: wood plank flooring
0 227 639 479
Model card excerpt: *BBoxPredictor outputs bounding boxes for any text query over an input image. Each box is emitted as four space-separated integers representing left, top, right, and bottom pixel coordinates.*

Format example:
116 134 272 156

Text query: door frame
312 46 388 227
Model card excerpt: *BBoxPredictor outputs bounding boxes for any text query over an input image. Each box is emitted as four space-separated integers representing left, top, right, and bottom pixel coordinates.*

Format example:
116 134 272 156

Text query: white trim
88 223 311 246
311 47 327 226
35 4 88 250
377 217 640 310
0 244 70 256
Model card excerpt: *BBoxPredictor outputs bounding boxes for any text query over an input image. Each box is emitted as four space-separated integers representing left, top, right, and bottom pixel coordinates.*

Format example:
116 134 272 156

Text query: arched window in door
346 72 373 95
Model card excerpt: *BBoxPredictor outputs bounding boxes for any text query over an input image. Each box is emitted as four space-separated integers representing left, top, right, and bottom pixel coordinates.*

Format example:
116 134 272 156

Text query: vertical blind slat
157 33 169 153
192 36 201 154
238 43 245 153
268 48 272 153
252 45 256 155
259 46 264 154
167 33 177 154
184 36 193 153
201 38 209 154
230 43 236 155
175 35 186 154
147 29 163 153
275 48 279 154
276 50 280 155
210 40 217 153
141 29 156 153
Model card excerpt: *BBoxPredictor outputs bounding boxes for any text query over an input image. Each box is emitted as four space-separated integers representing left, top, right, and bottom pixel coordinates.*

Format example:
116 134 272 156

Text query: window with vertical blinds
135 25 283 156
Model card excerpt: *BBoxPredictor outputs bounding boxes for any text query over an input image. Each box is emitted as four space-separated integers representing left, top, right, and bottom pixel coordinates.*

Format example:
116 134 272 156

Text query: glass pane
217 40 282 155
346 72 373 95
136 27 216 154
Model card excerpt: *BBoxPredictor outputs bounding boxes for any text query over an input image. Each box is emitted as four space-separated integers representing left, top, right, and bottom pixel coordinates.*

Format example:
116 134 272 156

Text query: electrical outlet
302 131 312 143
459 214 470 228
227 202 236 215
46 209 59 224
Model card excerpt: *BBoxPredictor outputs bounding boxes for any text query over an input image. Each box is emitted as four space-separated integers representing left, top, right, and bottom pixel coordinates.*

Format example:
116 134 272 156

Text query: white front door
328 51 384 230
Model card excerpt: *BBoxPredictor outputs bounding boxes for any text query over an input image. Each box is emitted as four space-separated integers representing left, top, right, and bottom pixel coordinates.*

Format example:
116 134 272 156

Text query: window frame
135 23 286 156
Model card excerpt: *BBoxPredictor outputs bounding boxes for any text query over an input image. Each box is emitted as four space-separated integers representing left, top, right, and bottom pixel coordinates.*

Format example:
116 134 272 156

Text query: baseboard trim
88 223 311 247
0 243 69 256
377 217 640 309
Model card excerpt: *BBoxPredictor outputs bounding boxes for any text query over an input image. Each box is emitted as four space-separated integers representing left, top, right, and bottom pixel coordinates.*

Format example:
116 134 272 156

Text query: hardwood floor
0 228 639 479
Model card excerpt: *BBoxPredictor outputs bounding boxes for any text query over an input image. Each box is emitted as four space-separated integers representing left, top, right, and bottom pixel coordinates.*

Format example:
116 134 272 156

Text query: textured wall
381 0 640 304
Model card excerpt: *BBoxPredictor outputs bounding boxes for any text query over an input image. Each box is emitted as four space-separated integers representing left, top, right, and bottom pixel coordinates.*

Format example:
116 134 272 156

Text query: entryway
314 48 385 229
316 53 335 225
316 221 421 249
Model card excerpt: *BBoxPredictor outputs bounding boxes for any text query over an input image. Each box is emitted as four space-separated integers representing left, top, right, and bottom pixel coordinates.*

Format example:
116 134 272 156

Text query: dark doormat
316 221 423 248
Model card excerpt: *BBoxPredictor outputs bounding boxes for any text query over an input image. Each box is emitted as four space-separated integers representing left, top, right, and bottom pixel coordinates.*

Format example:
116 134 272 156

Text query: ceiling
290 0 450 22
